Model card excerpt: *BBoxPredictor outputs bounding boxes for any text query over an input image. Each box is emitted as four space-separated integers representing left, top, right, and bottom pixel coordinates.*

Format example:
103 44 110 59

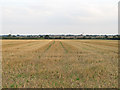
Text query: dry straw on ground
2 40 118 88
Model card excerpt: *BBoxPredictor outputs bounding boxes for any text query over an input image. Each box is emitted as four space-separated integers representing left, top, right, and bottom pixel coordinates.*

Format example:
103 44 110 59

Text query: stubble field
2 40 118 88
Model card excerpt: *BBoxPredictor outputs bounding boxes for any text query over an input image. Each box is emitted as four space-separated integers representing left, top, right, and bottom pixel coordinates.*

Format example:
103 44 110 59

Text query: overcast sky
0 0 119 35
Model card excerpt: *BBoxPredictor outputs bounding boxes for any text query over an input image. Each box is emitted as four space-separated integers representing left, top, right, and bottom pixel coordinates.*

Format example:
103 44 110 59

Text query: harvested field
2 40 118 88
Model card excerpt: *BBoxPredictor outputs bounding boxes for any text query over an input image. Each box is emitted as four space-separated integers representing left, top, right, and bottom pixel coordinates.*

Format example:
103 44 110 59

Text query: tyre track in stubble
44 41 55 53
38 41 67 63
37 41 55 60
60 41 68 53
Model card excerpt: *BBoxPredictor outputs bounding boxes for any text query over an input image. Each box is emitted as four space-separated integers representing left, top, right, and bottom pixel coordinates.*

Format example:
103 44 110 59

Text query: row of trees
1 34 50 39
1 34 119 40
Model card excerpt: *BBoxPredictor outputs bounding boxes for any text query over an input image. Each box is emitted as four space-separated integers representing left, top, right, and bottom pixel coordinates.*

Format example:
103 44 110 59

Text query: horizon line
0 33 119 35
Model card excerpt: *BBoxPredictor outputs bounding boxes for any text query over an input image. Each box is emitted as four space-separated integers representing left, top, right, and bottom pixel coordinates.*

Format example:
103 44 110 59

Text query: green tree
8 34 12 37
44 35 49 39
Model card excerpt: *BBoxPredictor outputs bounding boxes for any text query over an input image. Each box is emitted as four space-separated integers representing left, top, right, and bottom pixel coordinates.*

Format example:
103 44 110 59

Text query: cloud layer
1 0 119 35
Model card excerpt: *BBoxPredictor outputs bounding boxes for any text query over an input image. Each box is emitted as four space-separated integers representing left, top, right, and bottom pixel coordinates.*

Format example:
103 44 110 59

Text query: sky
0 0 119 35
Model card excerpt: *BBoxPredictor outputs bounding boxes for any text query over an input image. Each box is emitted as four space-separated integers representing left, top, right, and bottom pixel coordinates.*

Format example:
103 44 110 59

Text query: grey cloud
1 0 118 35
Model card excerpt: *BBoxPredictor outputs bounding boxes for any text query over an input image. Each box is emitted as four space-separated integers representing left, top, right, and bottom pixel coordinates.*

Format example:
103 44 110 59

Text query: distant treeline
1 34 120 40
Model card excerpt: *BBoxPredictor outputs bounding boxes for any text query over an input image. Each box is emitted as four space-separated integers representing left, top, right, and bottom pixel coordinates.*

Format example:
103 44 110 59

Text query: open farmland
2 40 118 88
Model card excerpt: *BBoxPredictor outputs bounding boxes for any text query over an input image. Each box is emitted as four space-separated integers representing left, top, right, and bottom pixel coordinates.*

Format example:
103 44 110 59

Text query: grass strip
44 41 55 52
60 42 68 53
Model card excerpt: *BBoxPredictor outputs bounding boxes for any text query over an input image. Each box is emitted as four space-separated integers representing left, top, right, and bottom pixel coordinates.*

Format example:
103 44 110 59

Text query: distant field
2 40 118 88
